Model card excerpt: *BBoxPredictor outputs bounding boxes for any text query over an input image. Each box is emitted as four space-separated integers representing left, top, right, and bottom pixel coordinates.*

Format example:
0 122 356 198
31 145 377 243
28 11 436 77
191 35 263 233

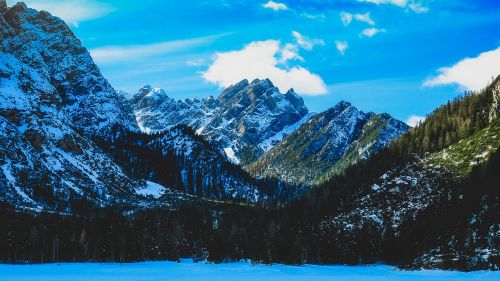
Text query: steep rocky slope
315 77 500 270
246 101 409 186
0 2 145 211
129 79 309 165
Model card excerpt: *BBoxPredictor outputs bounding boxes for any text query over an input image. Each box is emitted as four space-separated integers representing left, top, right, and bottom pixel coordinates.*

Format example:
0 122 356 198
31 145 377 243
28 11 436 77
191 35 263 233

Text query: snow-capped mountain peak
130 78 309 165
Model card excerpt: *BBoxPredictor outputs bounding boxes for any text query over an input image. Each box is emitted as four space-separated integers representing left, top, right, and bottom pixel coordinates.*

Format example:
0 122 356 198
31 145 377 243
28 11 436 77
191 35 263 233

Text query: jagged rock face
0 2 135 136
489 79 500 122
130 79 309 165
246 101 410 186
0 3 144 211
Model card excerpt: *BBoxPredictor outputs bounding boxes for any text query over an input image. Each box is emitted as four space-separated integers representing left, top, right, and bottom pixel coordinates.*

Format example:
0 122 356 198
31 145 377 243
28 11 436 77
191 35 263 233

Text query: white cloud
301 13 326 20
354 13 375 25
335 41 348 55
408 2 429 13
424 47 500 92
186 59 207 67
292 31 325 50
357 0 429 13
406 115 425 127
340 12 375 26
9 0 115 27
361 27 386 37
90 34 223 64
340 11 353 26
358 0 407 7
262 1 288 11
202 40 327 96
279 43 303 63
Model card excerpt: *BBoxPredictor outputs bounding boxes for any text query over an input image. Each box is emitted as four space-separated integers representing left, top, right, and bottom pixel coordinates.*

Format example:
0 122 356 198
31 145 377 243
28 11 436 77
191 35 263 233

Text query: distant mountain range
128 81 409 186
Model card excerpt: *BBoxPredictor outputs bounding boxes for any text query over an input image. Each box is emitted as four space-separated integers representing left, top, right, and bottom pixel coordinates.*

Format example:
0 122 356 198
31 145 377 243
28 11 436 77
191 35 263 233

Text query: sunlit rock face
130 78 309 165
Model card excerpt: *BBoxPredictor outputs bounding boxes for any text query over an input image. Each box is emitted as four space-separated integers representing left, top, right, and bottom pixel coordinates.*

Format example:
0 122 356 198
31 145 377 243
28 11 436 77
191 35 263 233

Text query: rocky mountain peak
1 2 136 136
136 85 168 100
130 78 310 165
317 100 356 121
217 79 249 102
335 100 353 110
0 3 145 211
217 79 307 114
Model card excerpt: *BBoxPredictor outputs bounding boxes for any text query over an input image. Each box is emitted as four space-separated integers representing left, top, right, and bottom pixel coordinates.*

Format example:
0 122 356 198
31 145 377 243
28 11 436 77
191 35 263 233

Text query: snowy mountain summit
0 2 144 211
130 78 309 165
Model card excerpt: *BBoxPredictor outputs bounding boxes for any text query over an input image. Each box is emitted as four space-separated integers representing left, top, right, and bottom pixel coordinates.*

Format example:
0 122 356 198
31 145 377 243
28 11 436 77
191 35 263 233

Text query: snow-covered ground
0 260 498 281
135 181 166 198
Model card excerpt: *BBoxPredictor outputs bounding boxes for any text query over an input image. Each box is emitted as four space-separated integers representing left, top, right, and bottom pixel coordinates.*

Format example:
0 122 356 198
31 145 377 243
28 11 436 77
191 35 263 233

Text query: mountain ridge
246 101 410 186
129 78 309 165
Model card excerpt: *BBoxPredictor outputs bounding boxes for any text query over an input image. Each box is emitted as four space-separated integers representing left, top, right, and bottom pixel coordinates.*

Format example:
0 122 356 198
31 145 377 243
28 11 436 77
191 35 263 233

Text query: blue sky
9 0 500 125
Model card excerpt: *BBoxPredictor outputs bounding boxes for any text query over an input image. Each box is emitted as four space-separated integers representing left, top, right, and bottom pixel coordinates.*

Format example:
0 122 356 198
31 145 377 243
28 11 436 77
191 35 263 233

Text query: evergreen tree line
95 124 303 204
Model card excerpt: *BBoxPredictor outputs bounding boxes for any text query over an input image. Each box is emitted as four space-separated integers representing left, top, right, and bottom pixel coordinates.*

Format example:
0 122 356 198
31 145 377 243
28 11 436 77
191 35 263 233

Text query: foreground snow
0 260 498 281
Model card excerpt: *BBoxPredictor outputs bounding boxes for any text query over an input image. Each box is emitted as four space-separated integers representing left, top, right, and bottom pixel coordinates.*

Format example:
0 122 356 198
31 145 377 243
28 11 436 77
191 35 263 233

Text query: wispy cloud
408 2 428 13
202 40 327 96
335 41 349 55
357 0 429 13
301 13 326 21
340 12 354 26
9 0 116 27
340 12 375 26
186 58 207 67
262 1 288 11
358 0 406 7
90 34 226 64
424 47 500 92
361 27 386 37
406 115 425 127
354 13 375 25
292 31 325 50
279 43 303 63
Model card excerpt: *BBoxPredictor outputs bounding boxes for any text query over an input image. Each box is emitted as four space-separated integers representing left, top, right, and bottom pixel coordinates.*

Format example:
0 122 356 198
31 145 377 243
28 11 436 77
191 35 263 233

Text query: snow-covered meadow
0 260 498 281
